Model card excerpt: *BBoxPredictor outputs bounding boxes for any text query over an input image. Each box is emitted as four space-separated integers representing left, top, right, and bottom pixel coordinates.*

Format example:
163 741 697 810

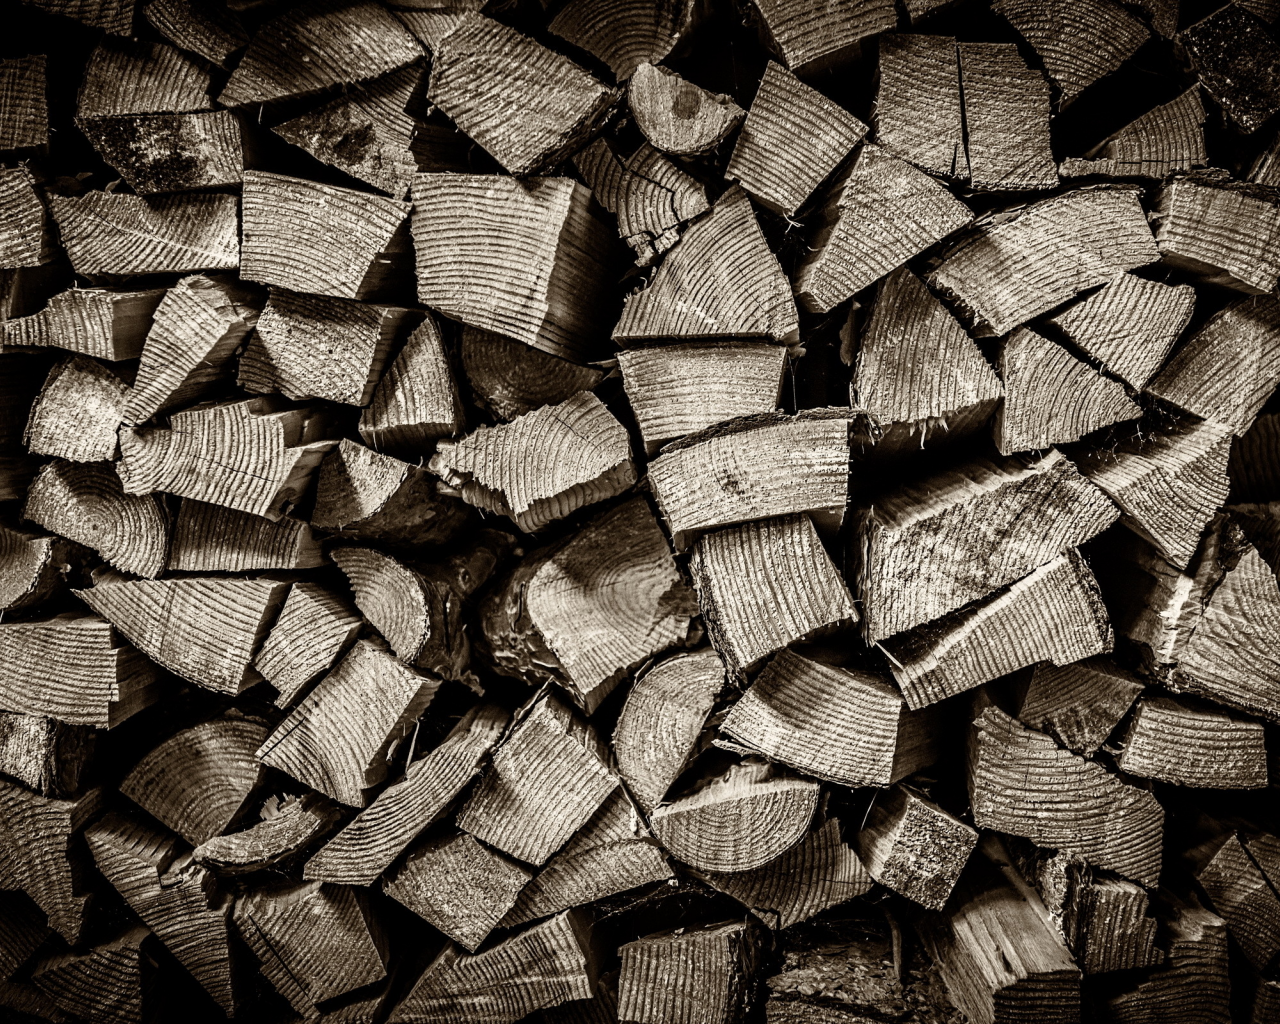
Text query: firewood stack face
5 2 1280 1023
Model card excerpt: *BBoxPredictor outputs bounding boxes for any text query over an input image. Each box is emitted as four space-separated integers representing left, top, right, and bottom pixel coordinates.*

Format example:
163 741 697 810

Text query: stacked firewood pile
3 0 1280 1020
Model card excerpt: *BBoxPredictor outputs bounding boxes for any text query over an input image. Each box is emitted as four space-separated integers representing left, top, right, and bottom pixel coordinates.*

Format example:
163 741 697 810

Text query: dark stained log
1115 693 1268 788
24 355 126 463
77 110 241 195
1016 656 1143 755
873 34 966 181
0 168 50 270
1232 411 1280 500
32 926 150 1024
627 62 744 156
169 499 322 572
1250 132 1280 185
77 38 211 117
1 286 164 361
462 325 606 423
144 0 249 67
0 713 93 797
254 582 362 708
0 523 76 613
360 314 464 453
617 920 761 1024
191 793 340 875
0 55 48 150
1061 87 1207 179
548 0 702 80
958 41 1057 191
1179 3 1280 134
745 0 897 76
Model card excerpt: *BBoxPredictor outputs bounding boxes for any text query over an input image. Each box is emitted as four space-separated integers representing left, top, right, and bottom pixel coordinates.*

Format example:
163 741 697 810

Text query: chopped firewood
79 574 290 694
1016 656 1144 754
462 325 605 423
994 328 1142 454
26 0 131 31
619 920 761 1024
48 191 239 275
304 703 508 885
86 812 234 1013
967 702 1163 886
1116 693 1268 788
119 397 337 520
169 499 322 572
548 0 700 80
77 38 211 117
0 712 93 797
144 0 249 66
1 286 164 361
254 583 361 708
0 55 48 150
856 785 978 910
689 514 857 676
0 523 75 613
0 615 158 727
258 639 440 807
23 460 170 578
459 692 617 866
77 110 241 194
721 648 940 787
794 143 973 314
874 34 966 181
1232 411 1280 501
856 449 1118 641
726 62 867 216
0 168 49 270
1188 824 1280 971
747 0 897 75
32 926 149 1024
957 41 1058 191
193 793 340 875
359 314 463 453
412 173 618 361
1061 87 1207 179
927 185 1158 336
120 716 268 846
220 0 421 107
627 62 744 156
480 497 696 711
1179 3 1280 134
650 760 819 872
1130 0 1179 34
24 355 126 463
392 909 597 1024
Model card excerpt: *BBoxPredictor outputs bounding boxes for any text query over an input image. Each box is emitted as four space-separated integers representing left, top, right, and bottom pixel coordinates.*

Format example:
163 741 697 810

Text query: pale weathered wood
0 712 92 798
1116 693 1267 788
1061 87 1207 179
254 582 362 708
144 0 248 66
32 927 149 1024
1179 3 1280 134
958 41 1057 191
746 0 897 74
24 355 126 463
548 0 700 80
170 499 322 572
78 38 211 117
628 62 744 156
0 55 48 150
77 110 241 194
360 314 464 453
192 793 340 875
462 325 606 423
0 523 75 614
618 920 760 1024
1016 656 1143 755
1 286 165 361
874 34 966 181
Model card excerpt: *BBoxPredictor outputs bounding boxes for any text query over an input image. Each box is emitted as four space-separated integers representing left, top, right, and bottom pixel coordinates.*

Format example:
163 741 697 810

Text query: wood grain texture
747 0 897 74
1017 656 1143 754
192 793 339 875
0 55 48 149
628 62 743 156
1179 3 1280 134
24 355 125 463
253 583 361 707
958 41 1057 191
874 34 966 180
1061 87 1206 179
1 286 164 362
462 325 606 423
360 314 463 453
0 167 49 270
77 110 241 194
548 0 700 80
0 713 93 798
77 38 211 117
32 927 148 1024
1116 693 1267 788
1189 828 1280 972
144 0 248 66
0 523 76 614
169 499 321 572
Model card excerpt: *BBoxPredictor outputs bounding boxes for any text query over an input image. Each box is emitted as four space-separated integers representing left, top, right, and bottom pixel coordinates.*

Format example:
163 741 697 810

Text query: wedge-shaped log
77 38 211 117
1017 656 1143 755
1061 87 1206 179
0 524 75 613
874 34 966 181
144 0 249 67
1 286 164 361
255 582 362 708
622 925 764 1024
958 41 1057 191
548 0 700 79
32 927 149 1024
359 314 463 453
169 500 321 572
192 794 340 876
462 325 605 423
628 62 744 156
0 168 49 270
1189 825 1280 972
25 354 126 463
746 0 897 74
1180 3 1280 134
0 713 93 798
77 110 241 194
0 55 47 149
1117 693 1267 788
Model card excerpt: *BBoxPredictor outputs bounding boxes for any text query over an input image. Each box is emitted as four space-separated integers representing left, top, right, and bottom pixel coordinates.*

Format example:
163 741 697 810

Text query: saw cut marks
1115 693 1268 788
168 499 321 573
359 314 464 453
958 41 1058 191
254 581 362 708
24 355 126 464
144 0 249 67
77 38 212 117
747 0 898 75
1017 656 1144 754
874 34 966 181
1061 87 1207 179
628 62 744 156
0 55 48 149
1 286 165 362
548 0 700 80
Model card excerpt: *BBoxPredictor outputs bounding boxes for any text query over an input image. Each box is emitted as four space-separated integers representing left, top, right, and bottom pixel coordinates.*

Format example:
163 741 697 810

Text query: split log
412 173 618 361
85 812 234 1013
994 328 1142 454
617 920 760 1024
1232 411 1280 501
926 185 1158 336
458 692 617 866
219 0 421 107
721 648 939 787
118 397 337 520
1115 693 1268 788
746 0 897 75
254 583 361 708
794 143 973 314
688 513 857 675
873 34 966 181
1179 4 1280 134
957 41 1057 191
144 0 249 67
257 639 440 807
967 702 1163 886
548 0 700 80
0 456 38 503
480 496 696 711
1061 87 1207 179
0 713 93 797
240 172 410 302
0 524 75 613
0 889 53 983
31 927 150 1024
77 110 241 194
78 574 290 694
1249 976 1280 1024
613 186 797 342
192 793 340 875
1 286 164 361
24 355 126 463
462 326 605 424
1016 656 1143 755
304 703 508 885
120 716 268 846
77 38 211 117
359 314 464 453
170 499 320 573
0 55 48 150
1187 824 1280 971
0 168 49 270
649 760 820 872
23 460 170 578
0 615 158 727
856 785 978 910
47 191 239 275
855 448 1118 641
627 62 744 156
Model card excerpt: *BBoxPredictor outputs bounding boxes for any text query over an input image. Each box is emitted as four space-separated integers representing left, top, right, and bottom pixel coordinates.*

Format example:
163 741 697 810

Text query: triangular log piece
0 168 49 270
994 328 1141 454
855 448 1118 641
745 0 897 75
169 499 322 572
720 648 940 787
426 13 616 176
1187 824 1280 972
0 712 94 797
254 582 362 709
1145 294 1280 435
0 55 48 150
1116 693 1267 789
85 811 234 1013
76 110 241 195
794 143 973 314
874 34 966 181
32 926 150 1024
0 615 158 727
1179 4 1280 134
649 760 819 873
574 138 709 266
383 832 533 951
119 397 337 520
1249 975 1280 1024
613 186 798 342
548 0 700 80
430 391 634 532
856 785 978 910
1061 87 1207 179
885 550 1112 708
926 185 1158 336
240 172 410 301
726 61 867 217
1232 412 1280 500
627 62 744 156
1016 656 1144 754
192 793 341 875
393 3 485 56
613 649 724 813
1 286 165 361
480 497 696 711
967 702 1162 885
120 716 268 846
688 514 857 676
77 38 212 117
24 354 126 463
78 574 291 694
304 704 508 886
392 910 597 1024
359 314 464 453
219 0 421 107
48 191 239 275
0 889 53 983
257 639 440 807
957 41 1057 191
144 0 249 67
0 523 75 613
23 460 171 578
458 692 618 867
618 920 761 1024
412 174 618 361
462 325 606 424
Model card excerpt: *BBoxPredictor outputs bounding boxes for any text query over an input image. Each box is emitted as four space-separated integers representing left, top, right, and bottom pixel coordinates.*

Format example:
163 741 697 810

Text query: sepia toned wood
254 584 361 708
1188 826 1280 972
0 523 74 614
1017 656 1143 755
628 62 744 156
77 38 211 117
617 920 760 1024
2 286 164 362
0 456 38 503
462 326 606 423
0 168 49 271
1179 3 1280 134
360 314 464 453
192 793 339 875
32 926 149 1024
1232 411 1280 501
25 355 126 463
0 888 54 982
144 0 249 66
746 0 897 74
1116 693 1267 788
0 712 93 798
77 110 241 195
1061 87 1207 179
874 34 966 180
958 41 1058 191
170 499 322 573
548 0 701 80
0 55 48 150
